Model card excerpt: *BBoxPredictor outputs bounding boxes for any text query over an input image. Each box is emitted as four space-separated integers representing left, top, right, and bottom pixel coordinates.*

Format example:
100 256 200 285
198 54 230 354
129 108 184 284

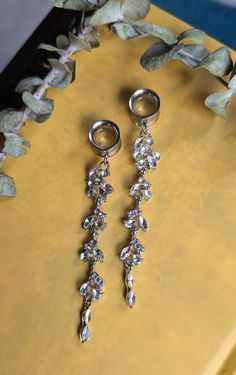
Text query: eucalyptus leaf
38 43 65 55
15 77 44 94
66 59 76 81
174 44 208 68
139 23 177 44
50 0 105 10
228 62 236 93
178 28 206 44
112 22 177 44
22 92 54 115
140 42 182 71
68 32 91 52
28 112 52 124
121 0 150 21
198 47 233 76
48 58 72 88
204 89 234 119
230 62 236 80
3 133 31 158
90 0 121 26
112 23 140 40
56 34 70 50
0 173 16 197
85 32 100 48
0 110 24 132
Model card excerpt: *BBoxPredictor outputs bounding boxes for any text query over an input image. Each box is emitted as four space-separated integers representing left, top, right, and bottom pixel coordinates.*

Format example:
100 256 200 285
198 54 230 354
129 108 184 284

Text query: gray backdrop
0 0 52 73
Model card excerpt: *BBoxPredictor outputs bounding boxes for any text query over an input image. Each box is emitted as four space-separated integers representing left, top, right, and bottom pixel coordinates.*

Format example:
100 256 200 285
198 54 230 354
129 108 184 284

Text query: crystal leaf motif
130 176 152 201
80 240 104 263
87 167 113 201
83 208 107 231
133 133 160 174
120 238 144 268
80 272 105 303
124 207 148 232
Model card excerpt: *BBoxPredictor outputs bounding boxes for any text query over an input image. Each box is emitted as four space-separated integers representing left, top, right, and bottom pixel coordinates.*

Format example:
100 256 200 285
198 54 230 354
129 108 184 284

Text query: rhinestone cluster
79 162 113 343
120 125 160 308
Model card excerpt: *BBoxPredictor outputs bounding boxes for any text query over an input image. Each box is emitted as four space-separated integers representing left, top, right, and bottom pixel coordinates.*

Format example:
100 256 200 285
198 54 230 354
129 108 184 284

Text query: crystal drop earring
79 120 121 343
120 89 161 308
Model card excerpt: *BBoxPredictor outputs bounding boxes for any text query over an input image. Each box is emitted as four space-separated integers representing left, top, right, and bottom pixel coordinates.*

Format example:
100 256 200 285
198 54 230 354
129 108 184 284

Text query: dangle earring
120 89 161 308
79 120 121 343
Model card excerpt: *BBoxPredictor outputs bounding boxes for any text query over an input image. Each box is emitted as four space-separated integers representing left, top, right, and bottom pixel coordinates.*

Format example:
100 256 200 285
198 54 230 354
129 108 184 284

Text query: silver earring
79 120 121 343
120 88 161 308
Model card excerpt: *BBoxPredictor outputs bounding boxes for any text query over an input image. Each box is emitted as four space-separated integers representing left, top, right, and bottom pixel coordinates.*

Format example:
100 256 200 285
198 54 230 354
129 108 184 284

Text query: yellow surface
1 5 236 375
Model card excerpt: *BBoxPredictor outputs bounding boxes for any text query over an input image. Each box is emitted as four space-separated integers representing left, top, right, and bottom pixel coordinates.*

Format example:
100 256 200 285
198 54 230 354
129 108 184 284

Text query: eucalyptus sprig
0 0 235 197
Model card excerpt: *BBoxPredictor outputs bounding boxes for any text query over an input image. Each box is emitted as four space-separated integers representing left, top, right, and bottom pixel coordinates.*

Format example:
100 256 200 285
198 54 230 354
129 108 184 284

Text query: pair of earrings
79 88 161 343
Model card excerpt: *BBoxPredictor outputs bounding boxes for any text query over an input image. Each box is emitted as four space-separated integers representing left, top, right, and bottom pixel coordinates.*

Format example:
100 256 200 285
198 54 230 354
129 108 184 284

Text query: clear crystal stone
139 215 148 230
127 291 135 308
126 271 134 289
124 219 135 229
134 137 144 149
80 283 89 297
128 208 141 219
80 325 90 343
144 190 152 200
82 308 91 325
83 215 94 230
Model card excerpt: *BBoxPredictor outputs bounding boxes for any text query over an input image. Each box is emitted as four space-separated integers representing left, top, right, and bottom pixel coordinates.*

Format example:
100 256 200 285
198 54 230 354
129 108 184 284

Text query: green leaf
0 173 16 197
56 34 70 50
28 112 52 124
3 133 31 158
112 23 140 40
204 89 234 119
84 32 100 48
90 0 121 26
48 59 72 88
121 0 150 21
22 92 54 115
0 110 24 132
68 32 91 52
138 23 177 44
174 44 208 68
140 42 182 71
112 22 177 44
198 47 233 76
228 63 236 93
15 77 43 93
178 28 206 44
38 43 65 55
50 0 90 10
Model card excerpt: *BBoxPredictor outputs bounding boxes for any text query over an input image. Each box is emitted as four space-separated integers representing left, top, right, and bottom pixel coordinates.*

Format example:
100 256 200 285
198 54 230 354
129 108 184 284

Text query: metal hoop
89 120 121 157
129 88 160 127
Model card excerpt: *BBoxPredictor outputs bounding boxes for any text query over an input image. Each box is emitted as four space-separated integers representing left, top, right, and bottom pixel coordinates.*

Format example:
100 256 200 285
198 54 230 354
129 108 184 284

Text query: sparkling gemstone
127 291 135 308
139 215 148 230
134 137 144 149
144 190 152 200
82 308 91 325
80 325 90 343
124 218 135 229
80 283 89 297
126 271 134 289
128 208 141 219
90 272 105 287
83 215 94 229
